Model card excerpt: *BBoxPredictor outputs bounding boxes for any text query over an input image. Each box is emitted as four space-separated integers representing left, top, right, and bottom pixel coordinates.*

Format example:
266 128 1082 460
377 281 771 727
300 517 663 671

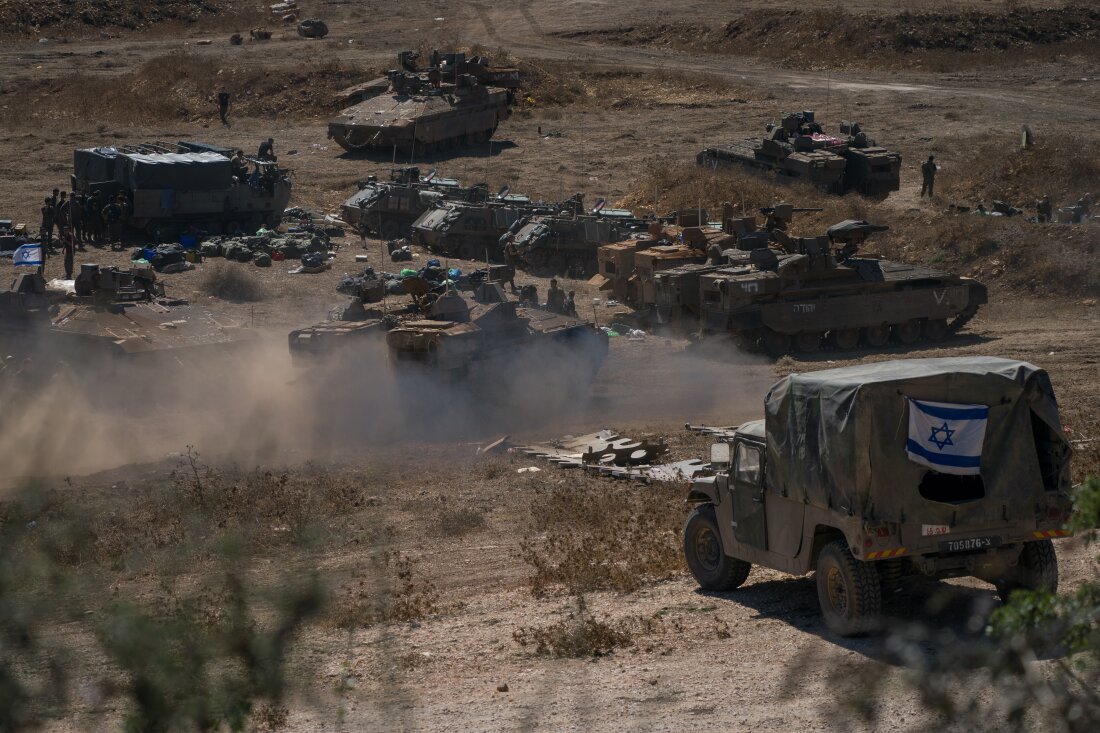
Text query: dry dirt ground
2 1 1100 731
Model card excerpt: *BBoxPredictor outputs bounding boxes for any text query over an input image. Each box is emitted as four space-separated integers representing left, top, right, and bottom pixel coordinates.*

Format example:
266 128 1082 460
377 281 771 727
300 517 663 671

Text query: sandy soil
3 1 1100 731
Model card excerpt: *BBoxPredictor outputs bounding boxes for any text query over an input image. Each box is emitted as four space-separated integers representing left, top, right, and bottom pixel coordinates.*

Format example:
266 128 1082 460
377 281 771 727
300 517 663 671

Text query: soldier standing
39 197 55 250
920 155 937 198
87 190 103 244
564 290 577 318
101 196 123 249
1036 195 1053 223
70 192 85 248
546 278 566 314
217 89 231 126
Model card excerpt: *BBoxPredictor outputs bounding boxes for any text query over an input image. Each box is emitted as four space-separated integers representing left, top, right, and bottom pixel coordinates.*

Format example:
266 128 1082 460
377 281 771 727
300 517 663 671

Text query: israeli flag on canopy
906 399 989 476
12 243 43 267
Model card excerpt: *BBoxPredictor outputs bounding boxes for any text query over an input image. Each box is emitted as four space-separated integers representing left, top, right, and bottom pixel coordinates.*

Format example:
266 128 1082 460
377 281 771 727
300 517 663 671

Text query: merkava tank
0 267 256 374
72 141 292 240
696 112 901 196
697 220 987 355
503 197 656 277
412 190 556 261
386 280 609 394
327 50 518 156
339 167 491 239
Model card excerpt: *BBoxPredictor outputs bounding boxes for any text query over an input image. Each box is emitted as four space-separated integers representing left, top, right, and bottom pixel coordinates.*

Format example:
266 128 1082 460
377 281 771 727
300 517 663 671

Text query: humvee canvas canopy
764 357 1071 525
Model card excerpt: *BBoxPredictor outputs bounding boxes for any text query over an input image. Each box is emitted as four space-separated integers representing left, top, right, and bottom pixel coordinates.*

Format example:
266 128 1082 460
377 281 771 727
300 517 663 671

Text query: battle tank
697 112 901 196
0 267 257 374
339 167 490 239
697 220 987 354
327 51 518 155
386 281 609 395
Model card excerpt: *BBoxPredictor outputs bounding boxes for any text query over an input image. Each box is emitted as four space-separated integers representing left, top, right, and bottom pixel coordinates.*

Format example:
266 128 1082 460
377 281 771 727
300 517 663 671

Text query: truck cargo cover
115 152 232 190
764 357 1070 524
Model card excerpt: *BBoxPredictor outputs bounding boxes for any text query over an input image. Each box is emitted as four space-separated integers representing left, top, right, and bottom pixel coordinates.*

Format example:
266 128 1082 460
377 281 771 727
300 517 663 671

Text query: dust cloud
0 327 776 484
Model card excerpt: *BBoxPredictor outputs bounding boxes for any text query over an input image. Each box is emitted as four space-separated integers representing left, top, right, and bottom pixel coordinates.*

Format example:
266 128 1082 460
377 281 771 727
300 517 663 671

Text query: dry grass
327 552 442 629
0 53 360 128
557 6 1100 71
513 596 662 657
519 475 686 597
199 261 267 302
434 506 488 537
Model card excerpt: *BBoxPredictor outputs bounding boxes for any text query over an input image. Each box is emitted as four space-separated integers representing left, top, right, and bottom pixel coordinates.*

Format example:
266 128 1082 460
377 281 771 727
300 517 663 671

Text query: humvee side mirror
710 443 731 468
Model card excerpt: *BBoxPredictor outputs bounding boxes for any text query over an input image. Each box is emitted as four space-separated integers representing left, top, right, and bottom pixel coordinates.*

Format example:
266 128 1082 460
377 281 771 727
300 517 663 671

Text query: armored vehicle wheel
794 331 823 353
863 325 890 348
683 505 751 591
832 328 860 350
763 329 791 357
923 318 949 341
894 320 921 344
995 539 1058 601
816 539 882 636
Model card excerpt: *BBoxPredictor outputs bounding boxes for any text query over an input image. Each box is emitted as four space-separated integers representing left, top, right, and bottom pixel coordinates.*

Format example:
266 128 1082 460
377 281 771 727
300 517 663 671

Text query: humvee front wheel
995 539 1058 601
816 539 882 636
684 505 751 591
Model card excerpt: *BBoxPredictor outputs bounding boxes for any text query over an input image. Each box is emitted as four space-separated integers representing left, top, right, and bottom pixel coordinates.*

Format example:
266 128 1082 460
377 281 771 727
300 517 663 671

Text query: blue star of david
928 422 955 450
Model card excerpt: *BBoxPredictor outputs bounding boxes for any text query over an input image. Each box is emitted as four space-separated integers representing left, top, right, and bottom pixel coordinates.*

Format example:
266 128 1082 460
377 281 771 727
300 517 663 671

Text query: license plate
939 536 1001 553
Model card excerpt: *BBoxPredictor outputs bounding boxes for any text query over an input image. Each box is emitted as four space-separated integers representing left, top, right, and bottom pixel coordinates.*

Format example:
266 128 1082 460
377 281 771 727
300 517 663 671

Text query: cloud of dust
0 320 776 484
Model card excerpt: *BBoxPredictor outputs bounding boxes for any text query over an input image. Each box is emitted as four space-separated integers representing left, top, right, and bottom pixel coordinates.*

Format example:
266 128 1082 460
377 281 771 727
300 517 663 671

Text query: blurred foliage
0 475 326 732
835 477 1100 733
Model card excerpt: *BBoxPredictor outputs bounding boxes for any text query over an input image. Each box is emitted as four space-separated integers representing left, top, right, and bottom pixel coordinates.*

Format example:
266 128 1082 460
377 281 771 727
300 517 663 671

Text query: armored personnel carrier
697 220 987 354
412 193 553 261
339 167 490 239
327 51 518 155
71 141 292 240
697 112 901 196
0 267 256 373
505 198 654 277
386 281 608 394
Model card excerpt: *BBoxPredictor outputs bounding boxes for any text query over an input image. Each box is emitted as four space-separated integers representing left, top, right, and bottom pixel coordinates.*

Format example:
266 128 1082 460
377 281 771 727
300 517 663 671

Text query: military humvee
684 358 1073 636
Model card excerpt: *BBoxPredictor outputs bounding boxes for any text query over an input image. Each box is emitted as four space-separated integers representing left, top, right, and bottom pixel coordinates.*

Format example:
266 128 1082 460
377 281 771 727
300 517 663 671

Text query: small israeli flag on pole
906 399 989 476
12 243 43 267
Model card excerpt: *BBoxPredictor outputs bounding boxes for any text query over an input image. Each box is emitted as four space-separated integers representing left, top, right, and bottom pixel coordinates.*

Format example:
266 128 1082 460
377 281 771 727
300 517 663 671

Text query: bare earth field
1 1 1100 731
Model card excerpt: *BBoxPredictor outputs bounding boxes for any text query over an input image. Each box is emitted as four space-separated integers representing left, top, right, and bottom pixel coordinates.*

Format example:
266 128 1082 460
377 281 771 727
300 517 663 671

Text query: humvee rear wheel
894 320 922 344
995 539 1058 601
832 328 860 350
763 329 790 357
923 318 949 341
863 324 890 348
794 331 823 353
684 505 751 591
816 539 882 636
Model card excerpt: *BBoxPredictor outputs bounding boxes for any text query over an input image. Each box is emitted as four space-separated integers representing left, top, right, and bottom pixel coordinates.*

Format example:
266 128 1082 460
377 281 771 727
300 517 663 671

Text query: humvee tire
816 539 882 636
684 505 751 591
996 539 1058 601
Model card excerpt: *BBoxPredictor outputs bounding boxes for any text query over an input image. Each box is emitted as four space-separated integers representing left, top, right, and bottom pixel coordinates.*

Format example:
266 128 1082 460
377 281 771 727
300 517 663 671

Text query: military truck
327 51 518 155
339 167 490 239
71 141 291 240
684 357 1073 636
697 112 901 196
698 219 987 354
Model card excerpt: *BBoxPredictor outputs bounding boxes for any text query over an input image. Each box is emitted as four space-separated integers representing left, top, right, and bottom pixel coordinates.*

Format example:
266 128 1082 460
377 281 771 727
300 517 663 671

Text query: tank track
948 304 980 335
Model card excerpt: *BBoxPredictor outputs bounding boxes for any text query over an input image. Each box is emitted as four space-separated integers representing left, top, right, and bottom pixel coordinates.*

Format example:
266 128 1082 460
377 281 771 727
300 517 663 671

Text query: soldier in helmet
40 197 55 251
1036 195 1053 223
920 155 938 198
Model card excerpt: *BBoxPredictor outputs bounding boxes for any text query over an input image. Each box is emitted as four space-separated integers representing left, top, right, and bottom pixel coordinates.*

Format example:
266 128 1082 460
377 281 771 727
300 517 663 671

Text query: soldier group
39 187 132 278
